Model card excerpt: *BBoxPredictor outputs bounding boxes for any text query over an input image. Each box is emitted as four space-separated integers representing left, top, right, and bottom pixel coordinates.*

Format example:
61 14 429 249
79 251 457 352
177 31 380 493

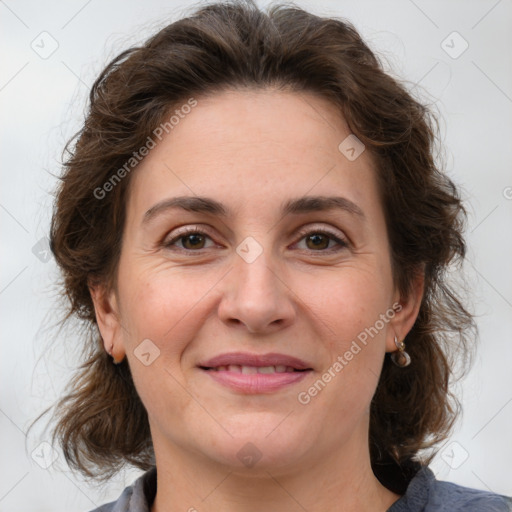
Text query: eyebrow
142 195 365 225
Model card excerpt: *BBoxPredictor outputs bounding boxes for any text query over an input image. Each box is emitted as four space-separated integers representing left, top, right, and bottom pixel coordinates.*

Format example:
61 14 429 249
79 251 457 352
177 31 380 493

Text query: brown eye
163 229 215 251
295 230 348 252
305 233 330 250
181 233 206 250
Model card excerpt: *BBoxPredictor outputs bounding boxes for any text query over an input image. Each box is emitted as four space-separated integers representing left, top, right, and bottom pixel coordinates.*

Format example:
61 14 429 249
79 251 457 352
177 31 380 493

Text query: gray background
1 0 511 510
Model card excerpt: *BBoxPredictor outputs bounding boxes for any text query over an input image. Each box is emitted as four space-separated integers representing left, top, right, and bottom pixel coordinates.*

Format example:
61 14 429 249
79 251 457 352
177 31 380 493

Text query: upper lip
198 352 313 370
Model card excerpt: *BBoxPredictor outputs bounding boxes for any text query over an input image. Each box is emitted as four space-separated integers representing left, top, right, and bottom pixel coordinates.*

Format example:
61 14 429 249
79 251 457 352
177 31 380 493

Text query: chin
196 415 310 473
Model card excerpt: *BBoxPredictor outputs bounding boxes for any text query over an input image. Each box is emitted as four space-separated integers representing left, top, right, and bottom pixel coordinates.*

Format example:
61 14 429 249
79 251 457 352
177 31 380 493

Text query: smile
202 365 304 373
197 352 314 393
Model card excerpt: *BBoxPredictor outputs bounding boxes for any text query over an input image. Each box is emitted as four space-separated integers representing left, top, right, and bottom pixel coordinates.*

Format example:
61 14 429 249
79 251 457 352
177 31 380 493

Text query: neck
150 429 401 512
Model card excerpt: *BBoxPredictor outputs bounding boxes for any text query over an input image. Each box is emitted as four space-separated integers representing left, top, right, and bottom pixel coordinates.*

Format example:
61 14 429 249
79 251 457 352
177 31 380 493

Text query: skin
90 88 424 512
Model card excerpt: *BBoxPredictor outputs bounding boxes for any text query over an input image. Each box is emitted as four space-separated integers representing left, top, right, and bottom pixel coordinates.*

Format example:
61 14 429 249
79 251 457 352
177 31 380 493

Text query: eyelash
162 225 349 254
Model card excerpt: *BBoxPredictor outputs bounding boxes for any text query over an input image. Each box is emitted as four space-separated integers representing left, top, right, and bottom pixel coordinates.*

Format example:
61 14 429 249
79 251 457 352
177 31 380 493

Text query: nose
217 250 296 334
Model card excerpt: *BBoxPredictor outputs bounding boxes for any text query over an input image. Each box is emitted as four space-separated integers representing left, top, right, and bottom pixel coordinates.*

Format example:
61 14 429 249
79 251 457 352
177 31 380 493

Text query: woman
46 1 511 510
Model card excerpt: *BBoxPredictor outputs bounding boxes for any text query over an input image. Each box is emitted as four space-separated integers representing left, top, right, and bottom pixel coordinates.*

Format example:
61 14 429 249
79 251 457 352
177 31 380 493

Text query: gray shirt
89 466 512 511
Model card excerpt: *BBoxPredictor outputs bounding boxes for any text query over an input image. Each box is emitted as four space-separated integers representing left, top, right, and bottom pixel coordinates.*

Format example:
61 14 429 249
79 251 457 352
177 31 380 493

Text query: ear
88 280 126 363
385 268 425 353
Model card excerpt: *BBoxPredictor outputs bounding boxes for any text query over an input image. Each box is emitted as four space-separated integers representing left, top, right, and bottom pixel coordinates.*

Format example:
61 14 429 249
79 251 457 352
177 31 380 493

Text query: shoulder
427 476 512 512
389 467 512 512
87 467 157 512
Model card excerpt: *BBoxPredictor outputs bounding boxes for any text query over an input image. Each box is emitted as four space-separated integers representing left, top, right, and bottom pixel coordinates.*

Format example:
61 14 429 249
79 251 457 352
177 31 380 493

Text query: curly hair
43 0 475 491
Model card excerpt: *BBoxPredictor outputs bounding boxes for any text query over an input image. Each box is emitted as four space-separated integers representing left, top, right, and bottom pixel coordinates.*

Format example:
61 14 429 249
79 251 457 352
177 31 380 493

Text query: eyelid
294 223 346 239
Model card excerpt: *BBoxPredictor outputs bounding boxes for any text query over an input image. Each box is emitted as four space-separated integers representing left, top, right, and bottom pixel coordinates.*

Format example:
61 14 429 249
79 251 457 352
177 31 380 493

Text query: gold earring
108 343 123 365
390 336 411 367
112 355 123 365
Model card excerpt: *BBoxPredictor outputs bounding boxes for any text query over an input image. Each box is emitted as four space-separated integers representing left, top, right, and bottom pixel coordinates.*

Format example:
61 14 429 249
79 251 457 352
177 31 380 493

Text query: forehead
126 88 380 222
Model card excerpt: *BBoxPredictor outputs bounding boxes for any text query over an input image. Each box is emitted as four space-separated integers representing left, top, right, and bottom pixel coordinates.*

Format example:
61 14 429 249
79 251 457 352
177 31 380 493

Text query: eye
294 228 349 252
162 225 349 253
162 227 216 251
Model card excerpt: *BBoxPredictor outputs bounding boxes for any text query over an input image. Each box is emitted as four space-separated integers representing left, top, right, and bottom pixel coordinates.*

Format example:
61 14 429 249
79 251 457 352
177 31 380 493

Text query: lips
198 352 313 371
197 352 313 394
206 364 299 374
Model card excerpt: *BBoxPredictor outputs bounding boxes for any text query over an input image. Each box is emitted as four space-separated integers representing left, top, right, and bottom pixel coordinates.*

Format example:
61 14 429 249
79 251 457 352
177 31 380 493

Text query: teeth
212 365 298 373
258 366 275 374
241 365 258 374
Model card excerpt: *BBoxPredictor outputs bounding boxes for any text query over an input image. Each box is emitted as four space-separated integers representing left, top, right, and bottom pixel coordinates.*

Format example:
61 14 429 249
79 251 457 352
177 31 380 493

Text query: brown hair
43 0 475 489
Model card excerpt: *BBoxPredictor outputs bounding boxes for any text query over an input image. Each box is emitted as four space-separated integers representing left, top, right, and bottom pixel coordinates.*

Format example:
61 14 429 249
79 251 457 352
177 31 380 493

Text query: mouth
197 352 313 394
198 351 313 371
199 364 309 374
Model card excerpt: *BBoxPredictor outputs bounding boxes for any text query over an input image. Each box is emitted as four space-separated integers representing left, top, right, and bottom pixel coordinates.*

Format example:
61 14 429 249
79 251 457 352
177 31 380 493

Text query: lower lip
200 368 311 393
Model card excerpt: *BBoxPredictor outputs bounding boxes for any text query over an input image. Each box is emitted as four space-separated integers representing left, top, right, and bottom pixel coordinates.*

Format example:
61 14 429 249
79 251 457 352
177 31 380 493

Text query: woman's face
93 88 421 474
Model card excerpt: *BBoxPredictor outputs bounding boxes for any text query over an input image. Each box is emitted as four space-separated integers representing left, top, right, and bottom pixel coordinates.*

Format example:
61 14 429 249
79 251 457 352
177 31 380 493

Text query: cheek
300 266 393 405
117 263 220 356
297 266 392 346
293 268 392 411
117 268 213 421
